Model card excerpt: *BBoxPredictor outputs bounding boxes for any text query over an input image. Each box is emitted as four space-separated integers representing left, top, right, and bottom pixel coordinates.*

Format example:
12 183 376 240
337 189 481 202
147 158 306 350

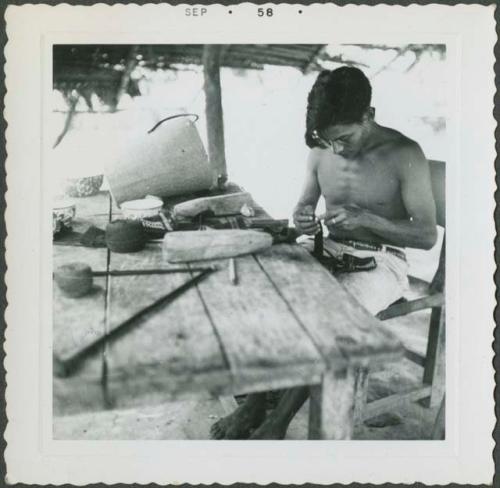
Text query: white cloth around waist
300 235 410 315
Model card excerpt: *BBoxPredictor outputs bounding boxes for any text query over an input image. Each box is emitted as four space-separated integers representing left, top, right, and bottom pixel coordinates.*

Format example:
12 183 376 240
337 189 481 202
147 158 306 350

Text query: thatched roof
53 44 325 76
52 43 445 110
53 44 326 109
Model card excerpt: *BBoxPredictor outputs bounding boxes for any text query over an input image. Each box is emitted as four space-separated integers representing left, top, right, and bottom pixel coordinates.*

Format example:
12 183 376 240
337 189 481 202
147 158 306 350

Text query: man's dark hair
305 66 372 148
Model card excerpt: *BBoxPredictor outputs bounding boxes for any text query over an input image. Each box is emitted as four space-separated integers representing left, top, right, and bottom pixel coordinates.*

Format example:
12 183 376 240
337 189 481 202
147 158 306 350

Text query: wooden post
309 367 357 439
203 44 228 187
112 45 139 113
423 306 446 407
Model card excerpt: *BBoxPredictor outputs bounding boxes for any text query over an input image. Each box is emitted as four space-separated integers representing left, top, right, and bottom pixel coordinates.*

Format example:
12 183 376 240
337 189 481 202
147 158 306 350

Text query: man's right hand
293 205 321 235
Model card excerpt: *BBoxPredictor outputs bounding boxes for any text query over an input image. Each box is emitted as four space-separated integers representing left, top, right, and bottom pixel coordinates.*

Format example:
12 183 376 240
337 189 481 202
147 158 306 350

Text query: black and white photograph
3 3 495 485
51 43 447 441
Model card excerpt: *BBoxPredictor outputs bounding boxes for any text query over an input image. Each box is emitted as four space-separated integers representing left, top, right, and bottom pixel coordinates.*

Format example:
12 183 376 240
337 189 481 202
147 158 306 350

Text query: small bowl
120 196 163 220
53 199 76 236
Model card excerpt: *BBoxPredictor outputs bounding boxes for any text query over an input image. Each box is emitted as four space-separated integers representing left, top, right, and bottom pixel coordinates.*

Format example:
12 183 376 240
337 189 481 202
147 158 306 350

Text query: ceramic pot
105 220 146 253
54 263 93 298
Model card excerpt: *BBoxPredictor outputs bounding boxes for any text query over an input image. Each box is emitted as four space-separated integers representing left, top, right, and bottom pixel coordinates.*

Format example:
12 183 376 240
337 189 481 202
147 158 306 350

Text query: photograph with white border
4 2 496 485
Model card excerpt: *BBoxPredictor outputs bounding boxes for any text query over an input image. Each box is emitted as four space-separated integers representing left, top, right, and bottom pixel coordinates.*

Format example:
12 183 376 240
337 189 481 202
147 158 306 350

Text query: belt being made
331 238 407 262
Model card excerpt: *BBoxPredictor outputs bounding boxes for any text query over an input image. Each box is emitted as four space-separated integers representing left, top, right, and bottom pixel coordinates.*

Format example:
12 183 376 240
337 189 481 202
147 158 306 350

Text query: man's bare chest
317 156 401 209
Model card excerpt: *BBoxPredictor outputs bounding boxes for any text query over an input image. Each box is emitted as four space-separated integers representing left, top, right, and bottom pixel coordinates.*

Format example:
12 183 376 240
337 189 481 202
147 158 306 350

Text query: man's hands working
293 203 369 235
317 204 368 232
293 205 321 235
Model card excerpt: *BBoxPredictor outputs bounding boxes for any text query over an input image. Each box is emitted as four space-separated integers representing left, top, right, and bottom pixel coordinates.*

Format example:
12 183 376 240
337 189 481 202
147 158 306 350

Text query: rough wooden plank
53 376 107 417
377 293 444 321
363 385 432 420
163 230 272 262
404 348 426 367
53 245 107 367
309 367 357 439
53 245 108 416
104 243 230 408
256 244 403 368
53 192 112 416
230 362 323 396
194 253 325 392
173 192 253 218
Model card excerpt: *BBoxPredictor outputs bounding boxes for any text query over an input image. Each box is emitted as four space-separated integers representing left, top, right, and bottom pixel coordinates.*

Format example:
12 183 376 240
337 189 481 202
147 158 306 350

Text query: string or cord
101 192 113 408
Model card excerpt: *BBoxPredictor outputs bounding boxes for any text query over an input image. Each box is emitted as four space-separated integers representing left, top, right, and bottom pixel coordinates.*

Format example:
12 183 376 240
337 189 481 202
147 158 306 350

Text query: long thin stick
228 217 239 285
102 191 114 406
92 266 215 277
55 268 216 378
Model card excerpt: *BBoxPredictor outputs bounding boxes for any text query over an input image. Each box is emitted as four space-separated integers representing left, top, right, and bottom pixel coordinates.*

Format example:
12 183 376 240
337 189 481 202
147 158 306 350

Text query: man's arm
292 150 322 235
322 143 438 249
364 143 437 249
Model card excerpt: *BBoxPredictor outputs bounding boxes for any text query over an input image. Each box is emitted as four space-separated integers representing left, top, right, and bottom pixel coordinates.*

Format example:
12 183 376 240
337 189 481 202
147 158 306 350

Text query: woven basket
105 114 213 205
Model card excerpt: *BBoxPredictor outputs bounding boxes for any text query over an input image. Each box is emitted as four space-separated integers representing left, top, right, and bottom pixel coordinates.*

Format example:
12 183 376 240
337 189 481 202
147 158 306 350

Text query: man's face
319 121 368 160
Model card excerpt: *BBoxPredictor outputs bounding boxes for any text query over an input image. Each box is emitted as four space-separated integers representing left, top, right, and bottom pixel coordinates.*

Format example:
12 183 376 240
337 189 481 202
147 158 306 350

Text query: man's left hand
318 204 369 231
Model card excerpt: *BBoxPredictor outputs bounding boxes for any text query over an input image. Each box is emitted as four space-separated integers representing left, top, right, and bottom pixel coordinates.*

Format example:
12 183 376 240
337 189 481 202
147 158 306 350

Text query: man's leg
250 386 309 439
210 392 267 439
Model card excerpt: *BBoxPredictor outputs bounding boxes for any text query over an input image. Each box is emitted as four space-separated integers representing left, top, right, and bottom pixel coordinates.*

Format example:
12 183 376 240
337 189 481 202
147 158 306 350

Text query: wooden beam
377 293 444 321
423 306 446 407
203 45 228 187
363 386 432 420
112 45 139 113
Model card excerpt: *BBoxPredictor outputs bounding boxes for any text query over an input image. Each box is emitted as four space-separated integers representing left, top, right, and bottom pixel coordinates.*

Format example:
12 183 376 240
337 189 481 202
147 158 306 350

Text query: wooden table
53 191 403 439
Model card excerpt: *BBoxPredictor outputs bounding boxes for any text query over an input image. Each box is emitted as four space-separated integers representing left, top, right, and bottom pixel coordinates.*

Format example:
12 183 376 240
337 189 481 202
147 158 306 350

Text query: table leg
309 367 358 439
353 366 369 425
218 396 238 414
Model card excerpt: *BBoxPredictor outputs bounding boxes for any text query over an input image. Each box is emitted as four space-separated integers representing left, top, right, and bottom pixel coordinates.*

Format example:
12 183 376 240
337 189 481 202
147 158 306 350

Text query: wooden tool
241 217 289 230
92 267 215 277
173 192 253 219
53 267 216 378
313 221 324 258
228 258 238 285
163 229 273 263
227 217 239 285
54 264 215 297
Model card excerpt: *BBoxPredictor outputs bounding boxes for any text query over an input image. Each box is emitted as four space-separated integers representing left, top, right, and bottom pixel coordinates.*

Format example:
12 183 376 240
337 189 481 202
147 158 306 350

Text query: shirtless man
211 66 437 440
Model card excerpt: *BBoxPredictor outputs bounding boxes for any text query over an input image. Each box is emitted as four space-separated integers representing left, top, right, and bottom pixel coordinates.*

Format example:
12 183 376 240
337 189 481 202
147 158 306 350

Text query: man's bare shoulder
307 147 329 170
375 127 426 166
